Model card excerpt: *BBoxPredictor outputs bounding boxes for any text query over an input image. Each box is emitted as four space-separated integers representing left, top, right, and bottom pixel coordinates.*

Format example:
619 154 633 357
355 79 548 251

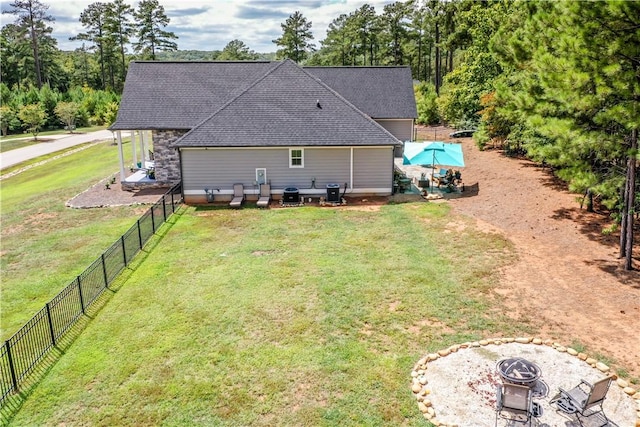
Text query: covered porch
113 129 158 186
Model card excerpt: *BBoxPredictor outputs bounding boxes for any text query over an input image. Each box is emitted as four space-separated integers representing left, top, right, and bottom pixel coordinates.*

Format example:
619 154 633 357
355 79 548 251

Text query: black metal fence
0 184 183 407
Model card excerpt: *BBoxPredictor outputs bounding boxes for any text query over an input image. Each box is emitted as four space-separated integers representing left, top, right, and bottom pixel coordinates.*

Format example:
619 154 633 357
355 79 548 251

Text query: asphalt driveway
0 130 114 169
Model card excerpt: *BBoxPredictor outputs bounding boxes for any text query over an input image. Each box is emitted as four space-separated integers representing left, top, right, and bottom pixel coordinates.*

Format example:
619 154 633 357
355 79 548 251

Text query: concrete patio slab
412 341 639 427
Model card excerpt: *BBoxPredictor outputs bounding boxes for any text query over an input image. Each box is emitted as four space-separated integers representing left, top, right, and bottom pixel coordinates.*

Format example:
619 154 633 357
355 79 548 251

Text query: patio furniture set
430 168 463 192
228 183 271 209
495 357 615 427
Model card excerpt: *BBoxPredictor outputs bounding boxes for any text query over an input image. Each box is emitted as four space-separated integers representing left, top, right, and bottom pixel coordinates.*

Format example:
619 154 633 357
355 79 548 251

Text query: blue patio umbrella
402 141 465 168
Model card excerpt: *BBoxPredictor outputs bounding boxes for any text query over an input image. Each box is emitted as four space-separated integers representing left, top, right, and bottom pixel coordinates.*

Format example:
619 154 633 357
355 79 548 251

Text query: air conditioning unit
326 184 340 203
283 187 299 204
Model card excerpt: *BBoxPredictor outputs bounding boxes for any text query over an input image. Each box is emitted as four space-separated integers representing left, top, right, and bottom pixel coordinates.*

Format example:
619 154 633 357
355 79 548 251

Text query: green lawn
0 138 143 340
5 202 521 426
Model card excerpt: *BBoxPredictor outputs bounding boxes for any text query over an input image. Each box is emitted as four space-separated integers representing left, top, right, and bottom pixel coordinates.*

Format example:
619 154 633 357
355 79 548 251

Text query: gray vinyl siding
181 147 394 193
375 119 413 142
353 148 394 189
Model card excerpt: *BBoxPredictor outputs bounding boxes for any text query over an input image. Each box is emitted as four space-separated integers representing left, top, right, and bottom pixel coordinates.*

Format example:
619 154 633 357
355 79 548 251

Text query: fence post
171 191 175 213
101 254 109 289
150 205 156 233
121 235 127 266
77 276 85 314
45 303 56 347
137 219 143 249
162 195 167 222
4 341 18 392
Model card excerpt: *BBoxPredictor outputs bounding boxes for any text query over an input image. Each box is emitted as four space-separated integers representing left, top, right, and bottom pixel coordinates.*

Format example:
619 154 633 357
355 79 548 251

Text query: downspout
178 147 185 200
350 147 353 192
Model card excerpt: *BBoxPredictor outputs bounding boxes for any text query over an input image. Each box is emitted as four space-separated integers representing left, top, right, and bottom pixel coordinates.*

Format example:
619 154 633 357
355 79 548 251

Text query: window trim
289 148 304 168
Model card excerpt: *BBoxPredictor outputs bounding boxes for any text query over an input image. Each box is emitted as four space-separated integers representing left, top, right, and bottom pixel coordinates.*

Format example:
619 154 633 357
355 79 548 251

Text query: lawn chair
549 375 613 426
496 383 534 426
256 183 270 208
229 183 244 208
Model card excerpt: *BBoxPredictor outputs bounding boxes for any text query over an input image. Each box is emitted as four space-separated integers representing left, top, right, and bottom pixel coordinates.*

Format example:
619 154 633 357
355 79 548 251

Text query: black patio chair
229 183 244 208
549 375 613 427
496 382 534 426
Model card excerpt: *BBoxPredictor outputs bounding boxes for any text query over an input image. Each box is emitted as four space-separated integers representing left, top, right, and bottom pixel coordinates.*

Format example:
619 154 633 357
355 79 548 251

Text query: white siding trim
179 146 393 151
183 187 392 196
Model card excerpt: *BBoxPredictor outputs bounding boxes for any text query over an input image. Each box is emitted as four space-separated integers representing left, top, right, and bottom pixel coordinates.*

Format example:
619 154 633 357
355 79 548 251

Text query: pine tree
272 11 315 63
104 0 133 90
2 0 54 89
73 2 109 89
133 0 178 60
490 1 639 270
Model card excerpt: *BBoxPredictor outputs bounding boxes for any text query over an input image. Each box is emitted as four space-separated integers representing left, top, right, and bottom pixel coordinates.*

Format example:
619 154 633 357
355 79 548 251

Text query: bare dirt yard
419 126 639 379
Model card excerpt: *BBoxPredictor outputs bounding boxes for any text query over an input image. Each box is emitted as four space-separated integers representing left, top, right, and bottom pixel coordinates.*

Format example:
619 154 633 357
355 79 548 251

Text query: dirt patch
418 125 640 378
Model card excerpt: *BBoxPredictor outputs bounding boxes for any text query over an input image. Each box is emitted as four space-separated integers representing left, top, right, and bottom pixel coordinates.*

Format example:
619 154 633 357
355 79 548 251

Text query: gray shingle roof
174 60 400 148
110 60 417 131
304 66 418 119
110 61 276 130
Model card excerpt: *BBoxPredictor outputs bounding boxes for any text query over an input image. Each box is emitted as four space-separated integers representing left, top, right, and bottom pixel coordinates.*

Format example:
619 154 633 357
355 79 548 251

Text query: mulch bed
66 172 169 208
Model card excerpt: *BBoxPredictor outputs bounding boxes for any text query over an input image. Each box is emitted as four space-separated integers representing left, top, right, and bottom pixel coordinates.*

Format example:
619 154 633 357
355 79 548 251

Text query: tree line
1 0 178 92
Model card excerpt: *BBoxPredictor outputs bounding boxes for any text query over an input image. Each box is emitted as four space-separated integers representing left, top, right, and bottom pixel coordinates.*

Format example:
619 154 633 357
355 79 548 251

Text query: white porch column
140 130 147 167
131 130 137 168
141 131 147 165
117 131 126 181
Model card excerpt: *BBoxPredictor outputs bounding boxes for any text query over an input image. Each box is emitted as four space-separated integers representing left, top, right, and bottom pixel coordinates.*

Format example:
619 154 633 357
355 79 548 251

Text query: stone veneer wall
152 129 188 184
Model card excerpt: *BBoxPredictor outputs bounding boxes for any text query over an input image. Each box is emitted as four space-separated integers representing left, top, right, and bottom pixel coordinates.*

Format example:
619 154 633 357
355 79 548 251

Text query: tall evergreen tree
352 4 380 66
0 24 31 89
489 1 639 269
73 2 109 89
380 1 411 65
2 0 54 89
133 0 178 60
312 13 350 65
273 11 315 63
104 0 133 89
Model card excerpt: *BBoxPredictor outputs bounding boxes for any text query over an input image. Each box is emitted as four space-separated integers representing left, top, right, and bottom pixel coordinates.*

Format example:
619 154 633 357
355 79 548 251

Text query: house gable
174 60 400 148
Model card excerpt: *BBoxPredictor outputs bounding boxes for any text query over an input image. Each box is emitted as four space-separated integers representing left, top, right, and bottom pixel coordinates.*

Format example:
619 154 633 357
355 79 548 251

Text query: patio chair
549 375 613 426
229 183 244 208
495 383 534 426
256 183 270 208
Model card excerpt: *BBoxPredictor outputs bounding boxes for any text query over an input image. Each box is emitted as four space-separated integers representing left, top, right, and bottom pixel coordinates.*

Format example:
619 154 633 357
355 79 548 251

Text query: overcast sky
40 0 395 53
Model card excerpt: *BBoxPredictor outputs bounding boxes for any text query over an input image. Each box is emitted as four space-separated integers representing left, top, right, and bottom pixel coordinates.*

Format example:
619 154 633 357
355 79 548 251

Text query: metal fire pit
496 357 541 387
